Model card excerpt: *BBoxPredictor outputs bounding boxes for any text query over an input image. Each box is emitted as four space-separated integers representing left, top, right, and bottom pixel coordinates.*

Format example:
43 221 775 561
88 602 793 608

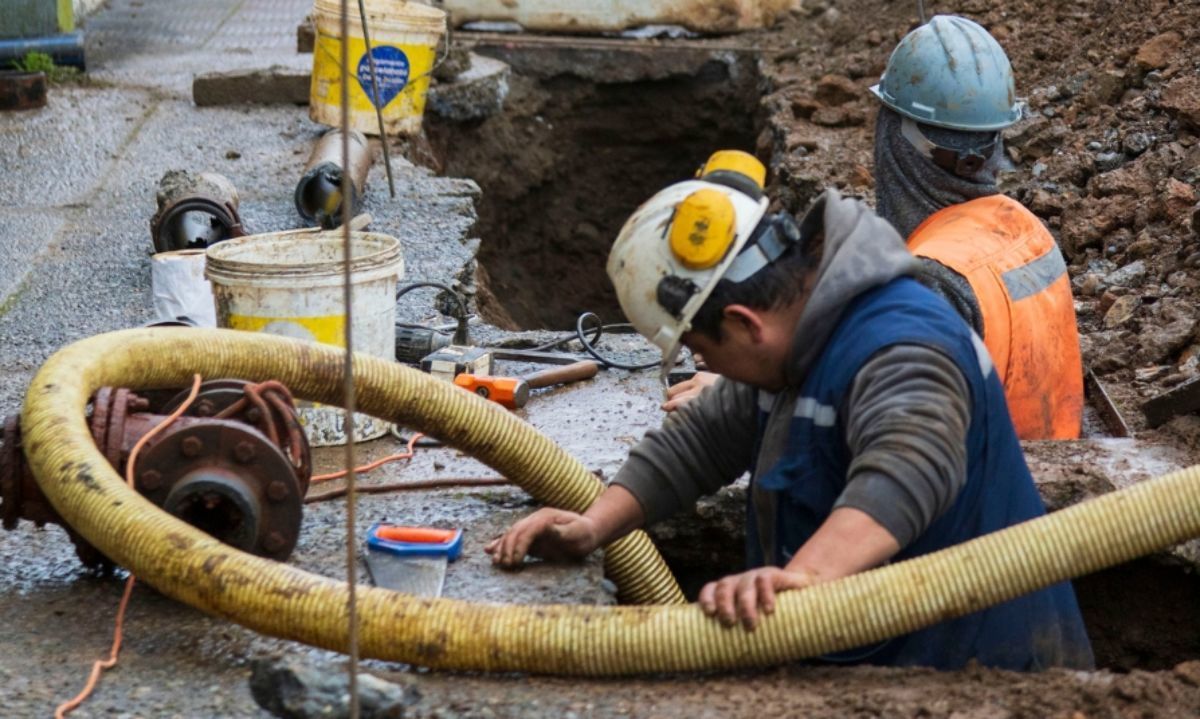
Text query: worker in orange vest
868 15 1082 440
667 17 1082 439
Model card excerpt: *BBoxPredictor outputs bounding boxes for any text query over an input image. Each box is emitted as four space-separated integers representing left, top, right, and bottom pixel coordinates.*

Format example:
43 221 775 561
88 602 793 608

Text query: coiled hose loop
21 328 1200 674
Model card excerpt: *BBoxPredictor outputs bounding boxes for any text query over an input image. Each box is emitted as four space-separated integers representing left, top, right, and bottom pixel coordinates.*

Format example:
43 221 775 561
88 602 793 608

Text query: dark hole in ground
649 512 1200 671
427 56 763 331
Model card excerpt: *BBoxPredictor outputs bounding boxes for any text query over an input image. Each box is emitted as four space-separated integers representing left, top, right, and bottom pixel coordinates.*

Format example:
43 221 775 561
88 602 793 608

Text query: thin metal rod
339 0 361 716
918 0 927 23
357 0 397 198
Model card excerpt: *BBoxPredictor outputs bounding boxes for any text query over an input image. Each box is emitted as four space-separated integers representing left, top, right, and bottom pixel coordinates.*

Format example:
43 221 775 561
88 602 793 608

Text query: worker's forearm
580 484 646 550
784 507 901 581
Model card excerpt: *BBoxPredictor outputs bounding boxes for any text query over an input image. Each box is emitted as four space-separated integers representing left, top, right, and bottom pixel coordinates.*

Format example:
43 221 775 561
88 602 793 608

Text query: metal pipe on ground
294 129 373 229
0 32 86 70
149 170 246 253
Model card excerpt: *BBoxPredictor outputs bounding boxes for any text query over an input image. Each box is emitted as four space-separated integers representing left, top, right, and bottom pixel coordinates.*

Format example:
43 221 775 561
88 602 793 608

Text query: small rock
1125 232 1157 260
866 29 883 46
426 53 511 122
1104 260 1147 288
1094 151 1124 173
790 96 821 119
1174 660 1200 686
1137 318 1198 364
1072 273 1104 297
1136 365 1172 382
1028 188 1065 216
225 149 241 160
1103 295 1140 328
1163 178 1197 225
1161 75 1200 129
813 74 859 106
1122 131 1152 157
810 105 863 127
1134 31 1182 71
249 658 415 719
1083 70 1127 108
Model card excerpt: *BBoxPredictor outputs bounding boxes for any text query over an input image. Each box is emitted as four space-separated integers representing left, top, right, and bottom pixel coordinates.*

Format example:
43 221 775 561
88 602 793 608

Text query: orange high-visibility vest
907 195 1083 440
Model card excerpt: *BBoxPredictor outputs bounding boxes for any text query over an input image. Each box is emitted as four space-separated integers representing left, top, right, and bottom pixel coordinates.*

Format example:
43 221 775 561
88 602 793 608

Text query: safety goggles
900 116 998 177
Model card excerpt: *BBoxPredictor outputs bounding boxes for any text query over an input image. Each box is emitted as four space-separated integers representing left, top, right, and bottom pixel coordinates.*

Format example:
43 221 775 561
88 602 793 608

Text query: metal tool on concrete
0 379 311 568
453 360 601 409
294 128 373 228
150 169 246 253
1085 367 1131 438
364 523 462 597
422 345 495 381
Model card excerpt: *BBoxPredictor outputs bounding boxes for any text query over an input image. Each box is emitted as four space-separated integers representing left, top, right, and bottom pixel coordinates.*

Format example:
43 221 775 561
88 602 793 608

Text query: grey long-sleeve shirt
613 343 970 549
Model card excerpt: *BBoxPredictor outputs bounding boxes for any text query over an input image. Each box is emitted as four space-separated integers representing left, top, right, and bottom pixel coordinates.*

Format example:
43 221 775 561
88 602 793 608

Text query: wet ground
4 0 1200 717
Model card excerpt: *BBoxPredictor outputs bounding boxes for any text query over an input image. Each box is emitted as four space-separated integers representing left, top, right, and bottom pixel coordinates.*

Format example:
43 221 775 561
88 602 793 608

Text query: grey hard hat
870 15 1021 132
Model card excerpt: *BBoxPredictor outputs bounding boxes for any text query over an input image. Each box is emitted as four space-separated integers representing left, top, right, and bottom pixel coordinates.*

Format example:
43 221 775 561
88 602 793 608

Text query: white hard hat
607 169 771 378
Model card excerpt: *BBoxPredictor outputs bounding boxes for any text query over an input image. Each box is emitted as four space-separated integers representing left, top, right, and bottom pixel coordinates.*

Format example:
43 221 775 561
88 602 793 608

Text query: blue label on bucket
356 46 410 108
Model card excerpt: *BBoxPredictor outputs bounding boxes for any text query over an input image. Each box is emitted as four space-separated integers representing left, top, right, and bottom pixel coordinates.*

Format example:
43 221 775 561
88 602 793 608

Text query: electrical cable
55 374 202 719
312 433 423 483
306 476 512 504
574 312 660 371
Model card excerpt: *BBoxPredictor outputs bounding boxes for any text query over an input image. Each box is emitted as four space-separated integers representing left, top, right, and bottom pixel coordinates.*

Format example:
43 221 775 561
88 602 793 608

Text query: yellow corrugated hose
21 328 1200 673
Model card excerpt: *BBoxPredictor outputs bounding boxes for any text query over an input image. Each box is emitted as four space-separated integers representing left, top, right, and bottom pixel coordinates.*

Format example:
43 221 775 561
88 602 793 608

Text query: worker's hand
662 371 720 412
484 508 600 567
698 567 818 631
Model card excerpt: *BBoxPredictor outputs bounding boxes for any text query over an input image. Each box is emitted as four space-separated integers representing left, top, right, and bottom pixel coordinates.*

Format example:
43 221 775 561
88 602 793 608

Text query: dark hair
688 218 819 341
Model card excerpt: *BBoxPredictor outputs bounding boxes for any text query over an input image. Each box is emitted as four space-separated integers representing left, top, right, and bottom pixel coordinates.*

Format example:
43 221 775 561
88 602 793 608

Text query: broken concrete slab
443 0 799 33
1143 375 1200 429
426 53 511 122
193 66 311 107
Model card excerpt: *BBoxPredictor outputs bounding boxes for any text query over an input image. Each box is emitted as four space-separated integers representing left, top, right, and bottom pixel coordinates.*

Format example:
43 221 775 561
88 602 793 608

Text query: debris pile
758 0 1200 428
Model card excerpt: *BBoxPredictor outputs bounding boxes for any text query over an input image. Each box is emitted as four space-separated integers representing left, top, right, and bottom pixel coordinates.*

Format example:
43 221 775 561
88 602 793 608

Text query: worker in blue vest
486 160 1094 670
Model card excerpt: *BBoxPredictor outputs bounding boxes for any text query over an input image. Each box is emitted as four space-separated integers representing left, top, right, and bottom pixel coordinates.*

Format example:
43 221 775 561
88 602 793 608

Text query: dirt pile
758 0 1200 430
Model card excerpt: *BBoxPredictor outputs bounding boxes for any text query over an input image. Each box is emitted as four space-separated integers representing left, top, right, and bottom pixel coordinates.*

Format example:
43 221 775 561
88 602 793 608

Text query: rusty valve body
0 380 311 568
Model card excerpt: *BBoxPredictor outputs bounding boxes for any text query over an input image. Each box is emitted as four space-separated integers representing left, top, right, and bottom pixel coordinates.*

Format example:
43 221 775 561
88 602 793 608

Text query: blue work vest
747 277 1094 671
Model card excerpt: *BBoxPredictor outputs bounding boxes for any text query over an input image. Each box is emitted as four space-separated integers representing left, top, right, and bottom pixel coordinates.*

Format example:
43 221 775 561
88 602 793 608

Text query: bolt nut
194 399 215 418
139 470 163 490
264 531 287 553
267 480 288 502
245 407 263 423
180 436 204 458
233 441 256 464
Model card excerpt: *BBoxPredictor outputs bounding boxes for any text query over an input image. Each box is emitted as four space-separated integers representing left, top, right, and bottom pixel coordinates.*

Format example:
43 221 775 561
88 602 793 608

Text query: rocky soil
756 0 1200 437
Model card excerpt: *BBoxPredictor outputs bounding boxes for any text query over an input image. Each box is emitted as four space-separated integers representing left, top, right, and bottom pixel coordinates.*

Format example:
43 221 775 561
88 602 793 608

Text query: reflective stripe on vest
907 195 1083 440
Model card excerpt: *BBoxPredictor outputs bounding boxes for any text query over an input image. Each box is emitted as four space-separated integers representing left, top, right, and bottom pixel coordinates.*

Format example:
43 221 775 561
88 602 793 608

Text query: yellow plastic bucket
310 0 446 136
205 230 404 446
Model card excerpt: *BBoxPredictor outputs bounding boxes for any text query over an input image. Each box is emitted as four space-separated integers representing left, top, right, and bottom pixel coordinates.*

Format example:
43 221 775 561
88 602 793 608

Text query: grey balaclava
873 106 1007 239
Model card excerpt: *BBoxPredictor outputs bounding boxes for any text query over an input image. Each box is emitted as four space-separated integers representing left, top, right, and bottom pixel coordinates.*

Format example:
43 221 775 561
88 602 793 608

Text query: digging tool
364 523 462 597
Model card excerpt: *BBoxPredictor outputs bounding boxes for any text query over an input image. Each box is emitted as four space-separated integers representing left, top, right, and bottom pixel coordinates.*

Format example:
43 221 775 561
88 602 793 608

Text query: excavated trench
426 43 764 331
424 41 1200 673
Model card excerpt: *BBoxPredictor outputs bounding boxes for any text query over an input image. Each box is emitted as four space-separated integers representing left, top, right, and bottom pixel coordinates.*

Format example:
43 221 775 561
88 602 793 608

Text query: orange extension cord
311 432 423 483
55 374 202 719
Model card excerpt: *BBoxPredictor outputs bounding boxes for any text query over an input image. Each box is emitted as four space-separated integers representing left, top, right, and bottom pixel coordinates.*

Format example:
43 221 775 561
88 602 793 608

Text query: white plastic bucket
205 230 403 446
310 0 447 136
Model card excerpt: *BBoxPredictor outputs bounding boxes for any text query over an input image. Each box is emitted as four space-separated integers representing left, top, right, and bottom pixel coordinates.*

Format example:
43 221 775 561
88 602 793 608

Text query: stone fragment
790 96 821 119
426 53 511 122
1104 260 1147 288
249 658 416 719
1103 294 1140 328
1134 31 1182 71
1060 194 1138 258
193 67 310 107
1028 187 1065 216
1122 131 1152 157
1094 151 1124 173
1072 273 1103 297
810 105 863 127
813 73 858 106
1138 316 1198 365
1083 70 1126 108
1163 178 1198 225
1161 75 1200 129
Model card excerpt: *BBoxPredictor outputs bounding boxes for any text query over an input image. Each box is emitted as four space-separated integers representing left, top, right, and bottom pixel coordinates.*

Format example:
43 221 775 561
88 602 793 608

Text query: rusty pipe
294 129 373 228
150 170 246 253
